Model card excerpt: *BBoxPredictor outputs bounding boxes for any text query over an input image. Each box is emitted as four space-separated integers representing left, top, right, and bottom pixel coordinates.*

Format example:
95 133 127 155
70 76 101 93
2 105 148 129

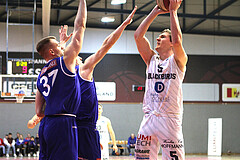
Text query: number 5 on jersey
170 151 179 160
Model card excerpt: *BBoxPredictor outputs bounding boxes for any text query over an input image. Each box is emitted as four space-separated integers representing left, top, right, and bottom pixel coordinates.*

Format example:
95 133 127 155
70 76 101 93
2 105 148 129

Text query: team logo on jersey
40 60 57 76
135 149 150 153
163 139 174 143
161 139 184 149
155 82 164 93
135 156 150 159
40 67 48 76
137 134 151 146
148 73 176 80
151 93 170 102
147 61 177 80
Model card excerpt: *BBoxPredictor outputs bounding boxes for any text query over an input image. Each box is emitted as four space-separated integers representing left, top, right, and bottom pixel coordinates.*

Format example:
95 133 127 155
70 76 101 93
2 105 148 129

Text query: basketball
156 0 170 11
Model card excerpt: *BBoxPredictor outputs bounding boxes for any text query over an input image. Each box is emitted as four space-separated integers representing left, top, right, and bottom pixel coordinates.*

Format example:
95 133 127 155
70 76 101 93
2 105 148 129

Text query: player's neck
158 50 173 60
156 48 173 60
98 114 101 120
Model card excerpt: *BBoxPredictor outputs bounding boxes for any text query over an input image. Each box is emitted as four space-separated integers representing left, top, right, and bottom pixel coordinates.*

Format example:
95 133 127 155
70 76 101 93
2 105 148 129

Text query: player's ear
49 49 54 55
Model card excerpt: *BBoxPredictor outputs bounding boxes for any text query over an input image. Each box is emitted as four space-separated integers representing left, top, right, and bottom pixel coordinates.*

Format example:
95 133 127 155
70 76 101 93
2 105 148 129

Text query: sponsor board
1 77 116 101
222 84 240 102
208 118 222 156
96 82 116 101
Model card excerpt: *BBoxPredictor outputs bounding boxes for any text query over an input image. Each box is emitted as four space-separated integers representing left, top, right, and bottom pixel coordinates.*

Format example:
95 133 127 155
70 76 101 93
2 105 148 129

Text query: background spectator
127 133 136 156
3 135 8 145
14 132 20 142
112 144 124 156
5 133 17 157
0 137 6 157
27 136 37 157
15 134 25 157
24 133 31 155
35 133 40 156
24 133 31 145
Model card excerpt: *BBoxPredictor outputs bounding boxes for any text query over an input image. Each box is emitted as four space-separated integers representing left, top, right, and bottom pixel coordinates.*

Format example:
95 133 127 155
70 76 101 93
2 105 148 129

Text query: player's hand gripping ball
156 0 170 11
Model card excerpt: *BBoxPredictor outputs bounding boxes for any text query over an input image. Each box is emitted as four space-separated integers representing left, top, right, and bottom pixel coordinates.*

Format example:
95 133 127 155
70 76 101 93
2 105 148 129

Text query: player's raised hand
169 0 183 11
154 5 169 14
59 25 73 46
123 6 137 25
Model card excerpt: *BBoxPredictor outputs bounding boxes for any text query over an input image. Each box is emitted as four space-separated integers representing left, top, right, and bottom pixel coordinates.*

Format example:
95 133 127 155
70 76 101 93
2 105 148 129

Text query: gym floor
1 155 240 160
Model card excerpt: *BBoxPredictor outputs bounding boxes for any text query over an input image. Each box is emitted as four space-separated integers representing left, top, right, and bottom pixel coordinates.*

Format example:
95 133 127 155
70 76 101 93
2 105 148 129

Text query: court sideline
1 155 240 160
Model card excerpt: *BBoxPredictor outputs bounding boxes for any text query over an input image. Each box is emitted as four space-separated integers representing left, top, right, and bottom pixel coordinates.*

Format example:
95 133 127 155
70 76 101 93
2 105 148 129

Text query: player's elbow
134 31 142 41
74 21 86 31
36 110 44 117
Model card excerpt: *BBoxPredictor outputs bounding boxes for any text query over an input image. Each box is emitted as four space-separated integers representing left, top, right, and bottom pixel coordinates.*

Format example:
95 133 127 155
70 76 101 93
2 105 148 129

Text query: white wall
1 103 240 154
0 22 240 56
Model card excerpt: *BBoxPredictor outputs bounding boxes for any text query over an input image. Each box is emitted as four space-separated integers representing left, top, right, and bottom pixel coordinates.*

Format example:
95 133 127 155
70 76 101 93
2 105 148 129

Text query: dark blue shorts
77 122 101 160
39 116 78 160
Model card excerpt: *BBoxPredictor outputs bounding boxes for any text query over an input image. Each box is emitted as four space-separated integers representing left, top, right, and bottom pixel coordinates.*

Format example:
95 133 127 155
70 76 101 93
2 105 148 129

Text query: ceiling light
101 16 115 23
111 0 126 5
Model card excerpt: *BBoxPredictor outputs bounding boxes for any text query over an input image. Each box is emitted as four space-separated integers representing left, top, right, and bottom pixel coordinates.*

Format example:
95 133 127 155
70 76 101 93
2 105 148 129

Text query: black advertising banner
1 52 240 102
185 55 240 83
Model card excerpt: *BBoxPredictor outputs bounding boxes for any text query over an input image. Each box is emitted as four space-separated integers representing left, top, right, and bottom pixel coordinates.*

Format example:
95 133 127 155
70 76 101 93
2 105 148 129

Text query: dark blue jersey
75 65 98 124
37 56 81 116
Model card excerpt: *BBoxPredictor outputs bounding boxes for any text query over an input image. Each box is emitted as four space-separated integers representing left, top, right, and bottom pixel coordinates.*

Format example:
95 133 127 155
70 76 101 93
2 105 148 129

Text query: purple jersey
75 65 101 160
75 65 98 124
37 56 81 115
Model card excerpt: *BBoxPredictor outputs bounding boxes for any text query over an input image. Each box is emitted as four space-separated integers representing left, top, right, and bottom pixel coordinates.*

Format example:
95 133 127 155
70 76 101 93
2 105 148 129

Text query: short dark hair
36 36 56 57
98 103 103 108
161 29 172 42
8 133 12 135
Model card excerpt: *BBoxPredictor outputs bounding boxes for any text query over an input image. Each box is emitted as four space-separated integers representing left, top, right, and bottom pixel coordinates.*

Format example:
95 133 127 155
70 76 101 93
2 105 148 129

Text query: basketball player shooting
134 0 187 160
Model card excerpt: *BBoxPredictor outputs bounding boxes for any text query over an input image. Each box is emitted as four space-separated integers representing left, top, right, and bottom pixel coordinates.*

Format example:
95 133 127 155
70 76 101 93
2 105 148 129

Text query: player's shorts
135 112 185 160
39 115 78 160
101 141 109 160
77 121 101 160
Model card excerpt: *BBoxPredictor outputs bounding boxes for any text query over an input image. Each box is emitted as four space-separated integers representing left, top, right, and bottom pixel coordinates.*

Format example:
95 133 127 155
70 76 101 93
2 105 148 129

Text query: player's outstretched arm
134 6 168 66
81 7 137 80
27 114 44 129
169 0 187 72
63 0 87 73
